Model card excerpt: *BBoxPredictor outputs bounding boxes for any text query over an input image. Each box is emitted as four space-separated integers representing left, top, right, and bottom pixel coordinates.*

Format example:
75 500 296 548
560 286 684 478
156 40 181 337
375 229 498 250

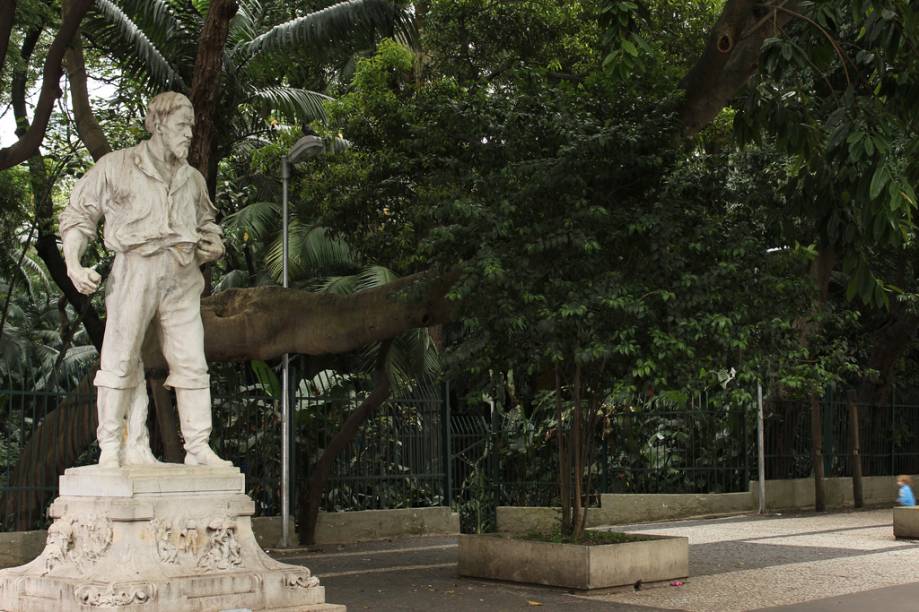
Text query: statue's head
145 92 195 162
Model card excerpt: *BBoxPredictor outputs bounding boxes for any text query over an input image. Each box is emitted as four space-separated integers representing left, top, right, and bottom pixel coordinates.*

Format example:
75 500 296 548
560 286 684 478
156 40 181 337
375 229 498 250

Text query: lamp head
288 134 324 164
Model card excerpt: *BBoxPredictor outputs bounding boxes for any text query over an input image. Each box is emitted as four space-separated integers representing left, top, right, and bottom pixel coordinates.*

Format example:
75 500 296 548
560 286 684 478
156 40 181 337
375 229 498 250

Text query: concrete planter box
458 532 688 590
893 506 919 539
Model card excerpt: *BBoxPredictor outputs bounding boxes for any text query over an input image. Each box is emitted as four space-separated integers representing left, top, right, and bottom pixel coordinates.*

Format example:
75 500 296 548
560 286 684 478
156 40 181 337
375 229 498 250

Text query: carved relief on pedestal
150 518 178 564
42 514 113 575
283 571 320 589
148 516 242 571
199 518 242 570
74 582 156 607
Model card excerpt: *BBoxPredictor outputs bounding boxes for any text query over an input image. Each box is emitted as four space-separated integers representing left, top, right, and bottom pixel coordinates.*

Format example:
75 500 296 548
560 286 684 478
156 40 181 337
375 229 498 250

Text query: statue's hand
195 235 225 264
68 265 101 295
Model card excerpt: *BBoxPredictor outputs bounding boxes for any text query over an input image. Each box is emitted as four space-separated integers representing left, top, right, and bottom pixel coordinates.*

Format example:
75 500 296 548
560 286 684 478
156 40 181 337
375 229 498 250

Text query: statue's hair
144 92 193 133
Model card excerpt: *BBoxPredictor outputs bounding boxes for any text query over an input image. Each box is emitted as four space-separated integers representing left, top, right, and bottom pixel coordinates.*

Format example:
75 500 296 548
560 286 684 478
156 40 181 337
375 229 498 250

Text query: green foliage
734 0 919 308
250 359 281 398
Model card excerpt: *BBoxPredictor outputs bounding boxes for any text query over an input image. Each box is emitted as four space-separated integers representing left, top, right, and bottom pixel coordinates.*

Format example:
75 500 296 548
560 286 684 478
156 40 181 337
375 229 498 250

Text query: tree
294 2 829 538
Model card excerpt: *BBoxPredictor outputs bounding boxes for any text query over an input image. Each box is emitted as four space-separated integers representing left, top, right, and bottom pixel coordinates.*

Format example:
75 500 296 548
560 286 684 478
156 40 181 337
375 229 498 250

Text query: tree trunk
297 341 393 545
555 366 572 536
572 363 585 540
803 246 835 512
187 0 238 190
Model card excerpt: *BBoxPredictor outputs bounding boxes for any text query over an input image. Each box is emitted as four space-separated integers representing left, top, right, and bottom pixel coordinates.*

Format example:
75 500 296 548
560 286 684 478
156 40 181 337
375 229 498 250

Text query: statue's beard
167 141 190 162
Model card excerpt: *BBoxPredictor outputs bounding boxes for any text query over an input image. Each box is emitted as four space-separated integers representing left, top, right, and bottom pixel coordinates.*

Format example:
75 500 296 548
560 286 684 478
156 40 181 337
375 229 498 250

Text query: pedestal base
0 465 345 612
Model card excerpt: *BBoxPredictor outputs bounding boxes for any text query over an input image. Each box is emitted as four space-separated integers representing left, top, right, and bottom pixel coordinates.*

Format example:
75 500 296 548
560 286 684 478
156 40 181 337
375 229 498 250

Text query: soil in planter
521 530 653 545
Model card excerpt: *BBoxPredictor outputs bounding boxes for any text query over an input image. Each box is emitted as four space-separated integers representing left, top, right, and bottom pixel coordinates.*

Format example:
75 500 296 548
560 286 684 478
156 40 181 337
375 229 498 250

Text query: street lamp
279 133 324 548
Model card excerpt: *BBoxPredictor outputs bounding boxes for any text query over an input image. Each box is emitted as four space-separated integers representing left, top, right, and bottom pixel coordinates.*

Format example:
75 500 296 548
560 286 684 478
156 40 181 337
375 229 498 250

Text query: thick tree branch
197 271 458 363
63 6 112 162
0 0 16 82
12 24 105 350
678 0 797 135
298 339 394 544
0 0 92 170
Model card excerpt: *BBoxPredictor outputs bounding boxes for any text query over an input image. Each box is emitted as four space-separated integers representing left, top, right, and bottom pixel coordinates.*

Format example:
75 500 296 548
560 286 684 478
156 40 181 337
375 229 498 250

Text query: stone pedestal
0 465 345 612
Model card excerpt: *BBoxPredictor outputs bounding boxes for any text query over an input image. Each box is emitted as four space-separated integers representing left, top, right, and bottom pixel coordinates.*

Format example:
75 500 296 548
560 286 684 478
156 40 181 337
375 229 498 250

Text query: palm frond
17 254 51 306
0 326 29 368
229 0 262 45
88 0 188 91
265 223 354 283
299 368 355 402
33 329 63 345
12 265 35 308
238 0 417 61
245 86 332 124
392 329 440 386
356 265 398 291
310 263 395 295
190 0 210 16
116 0 200 70
112 0 186 45
312 274 361 295
222 200 279 243
57 345 100 384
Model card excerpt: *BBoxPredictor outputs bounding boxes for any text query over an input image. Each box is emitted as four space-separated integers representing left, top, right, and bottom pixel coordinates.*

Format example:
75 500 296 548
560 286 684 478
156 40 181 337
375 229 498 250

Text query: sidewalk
274 535 665 611
274 508 919 611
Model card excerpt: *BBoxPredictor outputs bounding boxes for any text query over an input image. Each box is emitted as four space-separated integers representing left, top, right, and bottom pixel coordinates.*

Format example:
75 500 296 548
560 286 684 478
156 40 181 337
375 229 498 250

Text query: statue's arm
194 174 224 264
62 229 101 295
60 162 106 294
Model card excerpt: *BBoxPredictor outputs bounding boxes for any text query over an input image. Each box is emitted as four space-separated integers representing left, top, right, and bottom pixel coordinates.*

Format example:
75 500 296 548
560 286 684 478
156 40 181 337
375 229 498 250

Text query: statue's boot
122 382 163 465
96 386 130 467
175 387 232 467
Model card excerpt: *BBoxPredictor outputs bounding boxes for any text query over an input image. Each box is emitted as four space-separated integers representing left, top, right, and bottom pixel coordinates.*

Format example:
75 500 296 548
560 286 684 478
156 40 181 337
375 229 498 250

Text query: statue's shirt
60 140 221 265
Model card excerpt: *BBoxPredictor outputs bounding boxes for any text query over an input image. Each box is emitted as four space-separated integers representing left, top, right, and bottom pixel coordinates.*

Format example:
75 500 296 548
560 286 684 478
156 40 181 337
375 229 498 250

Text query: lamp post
279 134 324 548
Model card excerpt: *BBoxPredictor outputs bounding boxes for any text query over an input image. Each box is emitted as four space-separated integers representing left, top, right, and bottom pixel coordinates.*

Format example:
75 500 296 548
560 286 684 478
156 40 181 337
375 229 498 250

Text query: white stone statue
60 91 230 468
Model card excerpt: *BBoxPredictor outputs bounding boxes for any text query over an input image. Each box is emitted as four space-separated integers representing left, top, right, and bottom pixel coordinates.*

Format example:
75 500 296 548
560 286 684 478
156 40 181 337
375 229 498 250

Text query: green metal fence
763 396 919 479
5 363 919 534
0 361 448 531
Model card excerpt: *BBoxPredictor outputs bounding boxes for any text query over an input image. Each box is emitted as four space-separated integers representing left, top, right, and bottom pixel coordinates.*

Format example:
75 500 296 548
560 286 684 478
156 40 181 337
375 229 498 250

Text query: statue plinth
0 465 344 612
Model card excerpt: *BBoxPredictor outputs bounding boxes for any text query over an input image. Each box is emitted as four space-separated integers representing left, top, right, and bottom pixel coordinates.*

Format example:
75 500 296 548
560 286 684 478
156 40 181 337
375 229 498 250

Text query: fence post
757 383 766 514
289 359 298 521
847 390 863 508
442 380 452 507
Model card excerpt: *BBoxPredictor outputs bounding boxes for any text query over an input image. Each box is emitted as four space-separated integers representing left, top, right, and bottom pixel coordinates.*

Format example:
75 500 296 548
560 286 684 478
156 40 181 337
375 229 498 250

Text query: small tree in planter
437 116 813 543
